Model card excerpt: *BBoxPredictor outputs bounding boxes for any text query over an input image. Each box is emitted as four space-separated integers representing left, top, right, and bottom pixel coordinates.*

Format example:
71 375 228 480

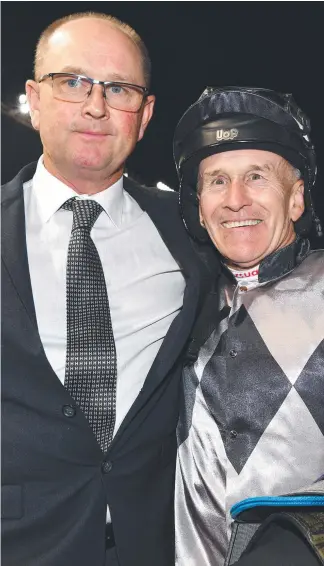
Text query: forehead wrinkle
202 163 274 178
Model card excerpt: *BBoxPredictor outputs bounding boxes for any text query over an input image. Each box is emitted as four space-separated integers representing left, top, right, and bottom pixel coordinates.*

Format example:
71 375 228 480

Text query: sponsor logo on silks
234 269 259 279
216 128 239 141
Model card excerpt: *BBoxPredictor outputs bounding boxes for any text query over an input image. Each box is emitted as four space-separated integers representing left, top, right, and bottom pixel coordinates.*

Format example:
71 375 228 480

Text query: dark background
2 2 323 241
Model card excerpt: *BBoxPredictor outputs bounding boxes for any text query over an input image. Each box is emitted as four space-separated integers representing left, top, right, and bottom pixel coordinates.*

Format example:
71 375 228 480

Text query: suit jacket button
102 461 113 474
62 404 76 418
229 349 237 358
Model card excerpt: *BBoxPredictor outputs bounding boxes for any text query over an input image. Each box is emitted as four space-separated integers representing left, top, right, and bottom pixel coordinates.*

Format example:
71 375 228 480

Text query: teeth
223 220 262 228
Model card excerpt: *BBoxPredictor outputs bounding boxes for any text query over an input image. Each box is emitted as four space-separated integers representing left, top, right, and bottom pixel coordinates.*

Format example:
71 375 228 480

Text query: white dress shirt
24 158 185 519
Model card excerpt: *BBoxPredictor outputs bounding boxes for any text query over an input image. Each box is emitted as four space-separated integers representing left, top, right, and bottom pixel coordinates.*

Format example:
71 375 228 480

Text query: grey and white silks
176 240 324 566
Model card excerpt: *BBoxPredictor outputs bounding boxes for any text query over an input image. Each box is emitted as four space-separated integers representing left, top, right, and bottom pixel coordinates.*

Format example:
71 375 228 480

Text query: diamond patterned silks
176 247 324 566
201 305 293 474
295 341 324 435
62 198 117 452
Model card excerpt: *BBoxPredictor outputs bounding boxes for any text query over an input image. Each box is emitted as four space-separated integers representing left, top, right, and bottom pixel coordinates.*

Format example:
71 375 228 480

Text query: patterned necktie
62 198 117 452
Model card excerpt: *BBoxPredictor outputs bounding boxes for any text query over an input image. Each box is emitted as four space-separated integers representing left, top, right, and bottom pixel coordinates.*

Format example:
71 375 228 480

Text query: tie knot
62 198 103 231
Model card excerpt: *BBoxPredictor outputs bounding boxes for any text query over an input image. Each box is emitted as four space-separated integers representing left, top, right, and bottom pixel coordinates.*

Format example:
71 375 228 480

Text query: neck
225 260 259 271
225 233 298 271
43 156 123 195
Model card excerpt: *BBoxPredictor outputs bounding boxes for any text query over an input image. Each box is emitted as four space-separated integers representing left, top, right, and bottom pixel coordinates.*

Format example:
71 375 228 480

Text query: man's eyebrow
107 72 138 83
59 66 90 76
248 163 273 172
58 66 138 84
203 169 222 178
203 163 274 177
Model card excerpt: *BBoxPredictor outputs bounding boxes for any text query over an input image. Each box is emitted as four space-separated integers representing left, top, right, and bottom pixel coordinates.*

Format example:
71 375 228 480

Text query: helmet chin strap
301 166 323 238
314 216 323 238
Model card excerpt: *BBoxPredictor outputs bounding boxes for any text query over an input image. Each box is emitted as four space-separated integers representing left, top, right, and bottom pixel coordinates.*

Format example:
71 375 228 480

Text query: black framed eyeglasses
38 73 149 112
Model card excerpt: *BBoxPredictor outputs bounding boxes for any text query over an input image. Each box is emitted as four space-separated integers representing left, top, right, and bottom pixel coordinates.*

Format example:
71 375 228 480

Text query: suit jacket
1 163 217 566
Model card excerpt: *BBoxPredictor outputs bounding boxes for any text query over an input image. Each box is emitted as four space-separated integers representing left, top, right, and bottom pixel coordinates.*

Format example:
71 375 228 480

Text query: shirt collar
221 237 310 286
32 156 124 228
258 236 310 283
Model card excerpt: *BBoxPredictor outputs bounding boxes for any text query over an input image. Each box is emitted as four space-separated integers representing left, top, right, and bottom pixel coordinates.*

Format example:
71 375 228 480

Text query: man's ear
137 95 155 141
26 80 40 131
290 179 305 222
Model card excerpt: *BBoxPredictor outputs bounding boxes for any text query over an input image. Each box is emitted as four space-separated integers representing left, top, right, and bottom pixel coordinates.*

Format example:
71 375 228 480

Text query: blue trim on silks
231 495 324 519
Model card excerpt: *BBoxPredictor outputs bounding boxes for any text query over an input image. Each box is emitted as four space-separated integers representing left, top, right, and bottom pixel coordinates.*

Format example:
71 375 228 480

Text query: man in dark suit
1 12 213 566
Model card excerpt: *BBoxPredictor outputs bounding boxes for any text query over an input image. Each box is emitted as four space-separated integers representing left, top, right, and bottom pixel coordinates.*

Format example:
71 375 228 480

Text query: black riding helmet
173 86 321 242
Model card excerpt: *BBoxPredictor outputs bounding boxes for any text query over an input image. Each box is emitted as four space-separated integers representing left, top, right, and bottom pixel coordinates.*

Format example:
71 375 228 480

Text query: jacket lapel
110 178 214 446
2 163 38 328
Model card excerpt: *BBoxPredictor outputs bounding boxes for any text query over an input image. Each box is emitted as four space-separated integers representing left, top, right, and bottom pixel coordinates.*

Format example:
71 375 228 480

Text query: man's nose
224 178 252 210
81 84 109 119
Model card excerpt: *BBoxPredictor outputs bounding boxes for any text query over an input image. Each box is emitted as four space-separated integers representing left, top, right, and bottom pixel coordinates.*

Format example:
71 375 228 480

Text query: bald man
1 12 211 566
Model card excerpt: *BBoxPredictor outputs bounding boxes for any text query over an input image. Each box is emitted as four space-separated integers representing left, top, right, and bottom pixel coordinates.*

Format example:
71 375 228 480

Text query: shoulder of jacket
2 162 37 199
123 176 178 203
